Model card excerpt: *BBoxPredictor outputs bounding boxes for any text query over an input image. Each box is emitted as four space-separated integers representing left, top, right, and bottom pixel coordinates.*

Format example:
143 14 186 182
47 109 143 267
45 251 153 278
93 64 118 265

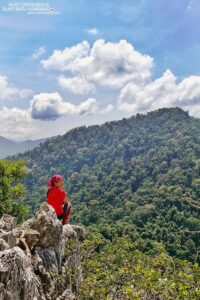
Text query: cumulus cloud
99 104 114 114
0 91 97 139
84 28 99 36
30 92 97 120
4 38 200 140
58 75 95 95
41 39 153 89
32 46 46 59
41 41 90 71
0 75 32 100
76 98 97 115
117 69 200 115
0 107 38 139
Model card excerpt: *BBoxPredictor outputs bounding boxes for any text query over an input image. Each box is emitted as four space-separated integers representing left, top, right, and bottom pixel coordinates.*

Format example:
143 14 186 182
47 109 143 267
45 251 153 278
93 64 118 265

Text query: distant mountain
8 107 200 263
0 136 46 158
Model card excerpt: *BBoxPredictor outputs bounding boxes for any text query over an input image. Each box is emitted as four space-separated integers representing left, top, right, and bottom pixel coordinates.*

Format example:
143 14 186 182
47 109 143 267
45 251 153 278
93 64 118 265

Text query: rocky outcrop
0 203 85 300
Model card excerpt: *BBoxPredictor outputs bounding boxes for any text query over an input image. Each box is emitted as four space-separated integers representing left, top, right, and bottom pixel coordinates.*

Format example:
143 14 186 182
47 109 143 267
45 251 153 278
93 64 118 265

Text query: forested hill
8 107 200 263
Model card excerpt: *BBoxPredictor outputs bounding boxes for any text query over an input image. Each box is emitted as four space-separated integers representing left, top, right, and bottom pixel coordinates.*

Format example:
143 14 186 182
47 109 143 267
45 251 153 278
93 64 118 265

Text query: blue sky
0 0 200 140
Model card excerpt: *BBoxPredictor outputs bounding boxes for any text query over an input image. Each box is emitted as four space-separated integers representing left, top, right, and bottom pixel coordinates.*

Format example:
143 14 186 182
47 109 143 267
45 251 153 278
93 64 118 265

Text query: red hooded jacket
47 187 66 215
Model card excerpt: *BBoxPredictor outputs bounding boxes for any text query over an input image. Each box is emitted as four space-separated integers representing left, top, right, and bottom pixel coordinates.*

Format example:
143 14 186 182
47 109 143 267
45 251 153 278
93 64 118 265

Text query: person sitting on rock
46 174 72 225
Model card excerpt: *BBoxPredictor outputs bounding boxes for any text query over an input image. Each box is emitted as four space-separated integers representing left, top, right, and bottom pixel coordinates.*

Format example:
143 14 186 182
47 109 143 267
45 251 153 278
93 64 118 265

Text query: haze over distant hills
0 136 46 158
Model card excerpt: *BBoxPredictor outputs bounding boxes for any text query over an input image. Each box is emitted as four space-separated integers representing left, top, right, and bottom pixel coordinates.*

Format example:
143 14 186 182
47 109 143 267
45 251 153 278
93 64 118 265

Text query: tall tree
0 159 28 222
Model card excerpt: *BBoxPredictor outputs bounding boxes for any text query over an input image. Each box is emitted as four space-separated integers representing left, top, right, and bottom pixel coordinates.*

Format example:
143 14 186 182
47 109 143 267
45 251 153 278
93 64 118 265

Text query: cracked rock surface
0 202 85 300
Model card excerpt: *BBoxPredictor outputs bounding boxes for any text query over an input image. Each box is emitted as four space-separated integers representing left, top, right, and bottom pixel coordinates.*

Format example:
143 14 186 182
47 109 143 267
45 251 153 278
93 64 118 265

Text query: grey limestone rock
0 202 85 300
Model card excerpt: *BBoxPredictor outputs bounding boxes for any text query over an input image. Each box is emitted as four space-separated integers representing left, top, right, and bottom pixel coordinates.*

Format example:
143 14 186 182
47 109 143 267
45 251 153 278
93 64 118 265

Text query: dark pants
57 203 72 224
57 203 69 220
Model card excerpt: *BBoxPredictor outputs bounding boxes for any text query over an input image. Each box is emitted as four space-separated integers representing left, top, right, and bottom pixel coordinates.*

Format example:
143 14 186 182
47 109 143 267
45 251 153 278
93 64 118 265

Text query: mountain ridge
7 106 200 263
0 136 46 158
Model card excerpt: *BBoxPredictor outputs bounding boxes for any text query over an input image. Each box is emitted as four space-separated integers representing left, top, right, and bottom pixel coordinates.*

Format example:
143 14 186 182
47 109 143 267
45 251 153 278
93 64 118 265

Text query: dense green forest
7 107 200 265
65 233 200 299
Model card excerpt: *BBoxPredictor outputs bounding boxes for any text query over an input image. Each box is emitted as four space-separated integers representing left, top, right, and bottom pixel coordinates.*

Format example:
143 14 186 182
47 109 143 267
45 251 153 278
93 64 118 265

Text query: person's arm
63 196 68 204
64 197 72 207
64 196 72 208
61 190 72 207
60 189 68 204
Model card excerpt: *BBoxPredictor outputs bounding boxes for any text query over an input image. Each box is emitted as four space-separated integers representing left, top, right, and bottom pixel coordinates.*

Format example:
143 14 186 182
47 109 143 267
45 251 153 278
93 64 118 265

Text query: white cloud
77 97 97 115
0 92 97 139
41 41 90 71
30 92 97 120
84 28 99 36
4 38 200 140
0 107 38 139
41 39 153 89
0 75 32 101
117 69 200 115
58 75 95 95
99 104 114 114
32 46 46 59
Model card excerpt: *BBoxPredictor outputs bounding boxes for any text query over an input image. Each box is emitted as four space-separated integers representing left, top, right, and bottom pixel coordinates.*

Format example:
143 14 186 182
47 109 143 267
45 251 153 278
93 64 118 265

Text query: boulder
0 238 9 251
0 246 42 300
0 228 21 248
0 214 16 231
62 224 86 241
20 202 63 248
0 202 85 300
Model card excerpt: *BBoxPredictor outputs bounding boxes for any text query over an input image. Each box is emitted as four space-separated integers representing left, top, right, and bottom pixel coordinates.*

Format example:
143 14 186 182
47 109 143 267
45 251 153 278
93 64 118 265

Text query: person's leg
63 203 69 214
57 213 64 220
57 203 68 220
62 203 72 225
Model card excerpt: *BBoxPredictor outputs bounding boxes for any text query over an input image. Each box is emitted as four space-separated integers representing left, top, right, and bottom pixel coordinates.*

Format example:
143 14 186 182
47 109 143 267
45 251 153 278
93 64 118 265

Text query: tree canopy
7 107 200 263
0 159 28 222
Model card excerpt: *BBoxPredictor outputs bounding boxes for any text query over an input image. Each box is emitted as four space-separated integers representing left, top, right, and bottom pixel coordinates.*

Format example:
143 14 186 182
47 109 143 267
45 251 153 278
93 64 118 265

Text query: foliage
65 232 200 299
0 159 29 222
7 107 200 262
